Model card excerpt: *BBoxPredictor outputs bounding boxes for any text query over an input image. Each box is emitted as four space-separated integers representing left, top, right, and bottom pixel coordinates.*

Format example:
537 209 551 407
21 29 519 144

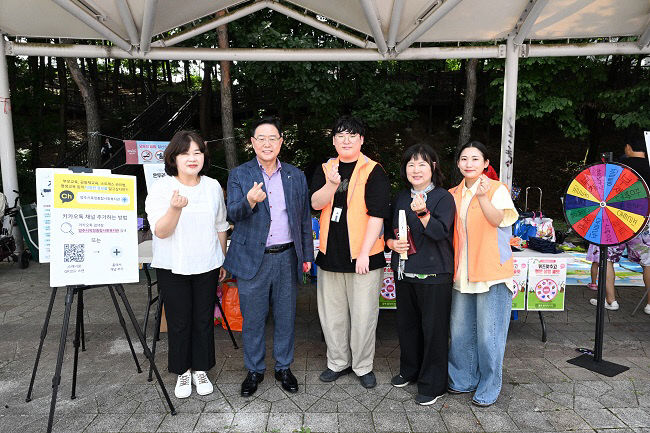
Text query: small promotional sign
526 258 567 311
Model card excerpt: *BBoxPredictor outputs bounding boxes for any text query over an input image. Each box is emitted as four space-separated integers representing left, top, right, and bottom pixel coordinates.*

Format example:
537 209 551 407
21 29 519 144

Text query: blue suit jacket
224 158 314 280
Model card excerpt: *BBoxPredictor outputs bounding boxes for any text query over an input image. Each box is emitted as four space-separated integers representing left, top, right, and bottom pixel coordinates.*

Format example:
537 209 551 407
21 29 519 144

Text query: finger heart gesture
170 189 188 209
411 194 426 214
247 181 267 203
476 175 490 197
327 164 341 186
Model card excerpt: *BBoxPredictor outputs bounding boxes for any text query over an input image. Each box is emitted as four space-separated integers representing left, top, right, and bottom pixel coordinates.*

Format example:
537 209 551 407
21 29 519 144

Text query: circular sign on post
563 163 650 247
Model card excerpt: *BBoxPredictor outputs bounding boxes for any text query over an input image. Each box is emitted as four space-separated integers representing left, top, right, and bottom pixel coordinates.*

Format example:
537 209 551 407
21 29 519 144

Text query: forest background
3 9 649 219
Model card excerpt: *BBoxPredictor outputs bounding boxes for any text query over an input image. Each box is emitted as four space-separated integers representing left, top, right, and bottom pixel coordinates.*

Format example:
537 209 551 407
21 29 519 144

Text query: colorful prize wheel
564 163 650 246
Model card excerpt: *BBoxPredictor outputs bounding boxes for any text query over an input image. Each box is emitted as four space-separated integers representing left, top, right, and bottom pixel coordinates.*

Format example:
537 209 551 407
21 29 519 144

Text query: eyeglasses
334 132 360 141
254 135 281 144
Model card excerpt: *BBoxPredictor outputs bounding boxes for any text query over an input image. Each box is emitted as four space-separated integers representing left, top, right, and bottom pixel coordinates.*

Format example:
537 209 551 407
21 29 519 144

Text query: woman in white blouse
145 130 229 399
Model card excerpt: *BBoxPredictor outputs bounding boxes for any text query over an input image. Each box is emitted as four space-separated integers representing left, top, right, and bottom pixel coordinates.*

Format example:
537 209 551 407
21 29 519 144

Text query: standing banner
526 257 567 311
644 131 649 164
124 140 169 165
35 168 53 263
143 164 167 191
512 257 527 310
50 171 138 287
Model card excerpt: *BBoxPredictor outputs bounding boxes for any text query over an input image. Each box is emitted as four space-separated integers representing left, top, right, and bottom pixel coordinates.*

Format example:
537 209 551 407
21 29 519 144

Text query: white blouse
145 175 229 275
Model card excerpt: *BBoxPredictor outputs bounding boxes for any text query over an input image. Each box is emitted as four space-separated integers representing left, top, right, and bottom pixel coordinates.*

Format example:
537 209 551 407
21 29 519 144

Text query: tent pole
0 35 22 248
499 37 519 189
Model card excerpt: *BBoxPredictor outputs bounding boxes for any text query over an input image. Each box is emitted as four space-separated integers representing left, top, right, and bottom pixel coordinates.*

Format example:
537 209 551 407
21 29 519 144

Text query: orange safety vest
449 178 514 282
318 153 385 260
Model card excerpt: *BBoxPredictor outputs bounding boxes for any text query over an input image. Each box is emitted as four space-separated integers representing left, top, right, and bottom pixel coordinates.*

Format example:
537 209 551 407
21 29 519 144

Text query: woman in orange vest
447 141 518 407
386 144 455 406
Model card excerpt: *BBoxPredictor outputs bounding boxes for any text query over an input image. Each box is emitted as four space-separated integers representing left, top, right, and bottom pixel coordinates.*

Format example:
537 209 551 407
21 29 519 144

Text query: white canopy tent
1 0 650 210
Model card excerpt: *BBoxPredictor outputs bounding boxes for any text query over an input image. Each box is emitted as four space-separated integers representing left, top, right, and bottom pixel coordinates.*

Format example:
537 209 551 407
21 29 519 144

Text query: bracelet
416 210 430 218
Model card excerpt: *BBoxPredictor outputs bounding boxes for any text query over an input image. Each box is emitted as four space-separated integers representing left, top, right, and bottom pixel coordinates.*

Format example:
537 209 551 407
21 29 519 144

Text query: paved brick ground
0 261 649 432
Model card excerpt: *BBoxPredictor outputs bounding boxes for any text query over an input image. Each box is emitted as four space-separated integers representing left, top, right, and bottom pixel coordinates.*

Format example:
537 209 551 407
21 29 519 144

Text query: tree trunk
184 61 191 92
66 58 102 168
57 57 68 150
88 58 98 91
458 58 479 147
152 60 158 95
113 59 121 108
199 63 213 137
165 60 173 86
217 11 238 169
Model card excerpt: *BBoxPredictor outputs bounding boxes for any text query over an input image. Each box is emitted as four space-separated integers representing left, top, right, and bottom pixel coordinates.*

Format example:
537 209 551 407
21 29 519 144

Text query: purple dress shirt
258 159 293 247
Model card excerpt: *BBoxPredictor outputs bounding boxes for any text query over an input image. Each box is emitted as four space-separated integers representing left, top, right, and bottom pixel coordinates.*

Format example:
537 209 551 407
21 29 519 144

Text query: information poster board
50 171 138 287
526 258 567 311
512 257 528 310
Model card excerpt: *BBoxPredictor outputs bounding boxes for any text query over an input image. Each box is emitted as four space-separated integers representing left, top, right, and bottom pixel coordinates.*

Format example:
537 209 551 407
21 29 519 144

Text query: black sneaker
415 393 442 406
358 371 377 389
390 374 411 388
319 367 352 383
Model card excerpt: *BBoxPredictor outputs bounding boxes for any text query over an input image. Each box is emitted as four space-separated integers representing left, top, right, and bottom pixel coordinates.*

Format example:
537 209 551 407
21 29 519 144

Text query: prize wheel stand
564 162 649 376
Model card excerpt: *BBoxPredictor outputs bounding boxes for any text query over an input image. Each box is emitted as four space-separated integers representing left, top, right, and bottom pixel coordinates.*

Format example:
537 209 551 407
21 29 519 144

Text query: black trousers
157 268 218 375
396 278 452 397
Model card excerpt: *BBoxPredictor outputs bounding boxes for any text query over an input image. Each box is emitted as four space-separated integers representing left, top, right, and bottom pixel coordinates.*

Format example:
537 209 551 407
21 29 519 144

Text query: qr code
64 244 85 262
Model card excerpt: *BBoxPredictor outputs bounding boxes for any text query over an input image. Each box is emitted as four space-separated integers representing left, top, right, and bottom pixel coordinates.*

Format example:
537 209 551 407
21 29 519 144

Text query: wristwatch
416 209 430 218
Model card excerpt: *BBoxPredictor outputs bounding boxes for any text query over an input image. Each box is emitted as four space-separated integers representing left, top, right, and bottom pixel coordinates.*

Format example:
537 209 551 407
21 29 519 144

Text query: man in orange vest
311 116 390 389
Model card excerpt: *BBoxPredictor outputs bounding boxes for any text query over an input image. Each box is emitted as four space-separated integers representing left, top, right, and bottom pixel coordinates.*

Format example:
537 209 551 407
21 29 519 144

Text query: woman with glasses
386 143 455 406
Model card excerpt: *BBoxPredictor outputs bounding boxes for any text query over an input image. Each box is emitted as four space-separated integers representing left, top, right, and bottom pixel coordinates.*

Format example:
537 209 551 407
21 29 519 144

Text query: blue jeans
237 247 298 373
448 283 511 405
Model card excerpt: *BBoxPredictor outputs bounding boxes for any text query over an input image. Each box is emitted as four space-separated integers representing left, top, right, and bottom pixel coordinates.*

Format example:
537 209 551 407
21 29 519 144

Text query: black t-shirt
619 156 650 190
311 160 391 272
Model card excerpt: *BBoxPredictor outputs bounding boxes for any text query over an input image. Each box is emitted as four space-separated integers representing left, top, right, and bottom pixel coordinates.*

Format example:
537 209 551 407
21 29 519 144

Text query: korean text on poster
526 258 567 311
50 172 138 287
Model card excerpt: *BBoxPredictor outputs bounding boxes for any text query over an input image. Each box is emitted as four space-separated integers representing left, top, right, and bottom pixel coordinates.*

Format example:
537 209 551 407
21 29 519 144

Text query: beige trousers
317 268 382 376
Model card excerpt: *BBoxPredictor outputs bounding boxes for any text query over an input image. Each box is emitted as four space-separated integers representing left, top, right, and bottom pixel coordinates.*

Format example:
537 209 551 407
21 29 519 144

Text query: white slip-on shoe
192 370 214 396
589 298 619 310
644 304 650 315
175 370 192 399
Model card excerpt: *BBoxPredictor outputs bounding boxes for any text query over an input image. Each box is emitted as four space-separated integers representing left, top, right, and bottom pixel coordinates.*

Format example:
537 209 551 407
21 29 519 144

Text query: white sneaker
175 370 192 399
589 298 619 310
192 370 213 396
644 304 650 315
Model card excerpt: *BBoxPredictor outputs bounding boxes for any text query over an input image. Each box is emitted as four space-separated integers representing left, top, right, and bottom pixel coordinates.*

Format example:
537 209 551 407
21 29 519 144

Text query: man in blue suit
224 117 314 397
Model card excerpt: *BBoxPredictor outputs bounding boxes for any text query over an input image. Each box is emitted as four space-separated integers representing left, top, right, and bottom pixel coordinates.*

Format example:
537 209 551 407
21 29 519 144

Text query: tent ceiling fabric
0 0 648 47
